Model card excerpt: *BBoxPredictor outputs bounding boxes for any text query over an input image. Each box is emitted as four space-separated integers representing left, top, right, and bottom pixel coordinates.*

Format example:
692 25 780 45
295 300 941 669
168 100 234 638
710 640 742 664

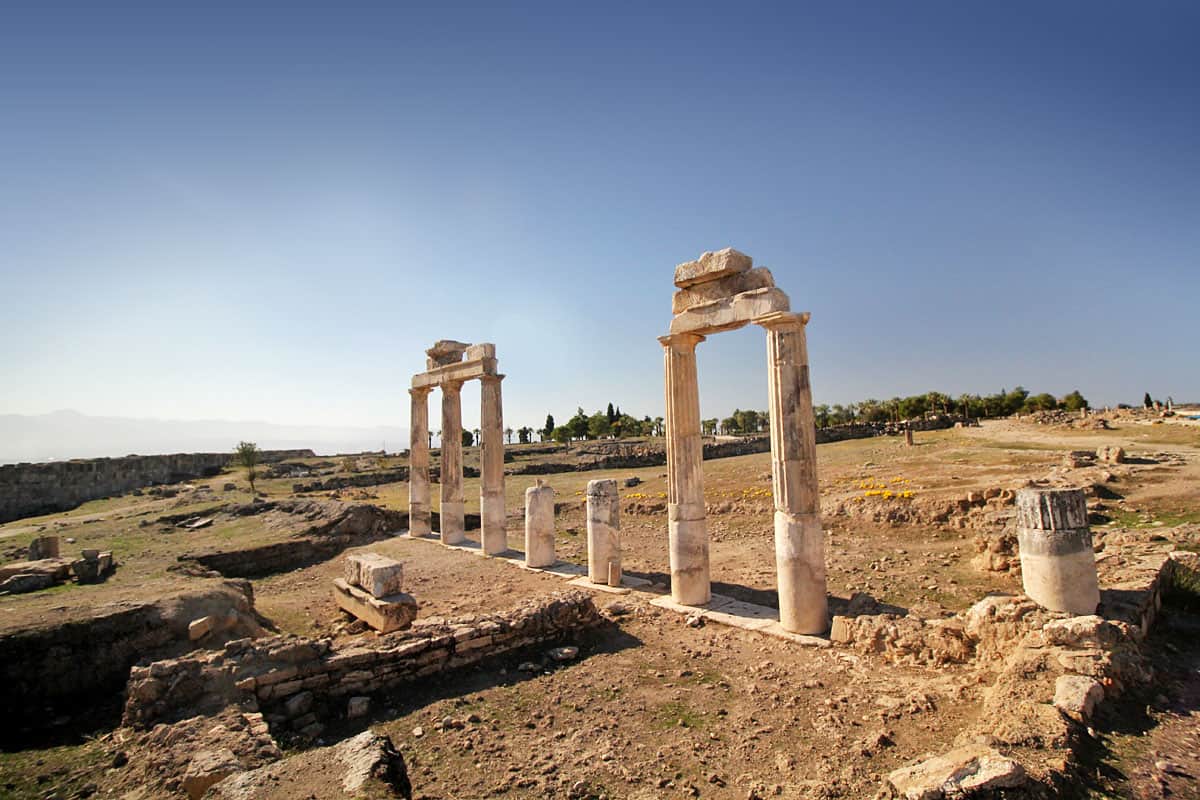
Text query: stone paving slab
650 594 831 647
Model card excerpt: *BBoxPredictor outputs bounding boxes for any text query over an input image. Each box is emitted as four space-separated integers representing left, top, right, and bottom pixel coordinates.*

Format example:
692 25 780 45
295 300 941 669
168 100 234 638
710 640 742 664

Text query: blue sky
2 1 1197 435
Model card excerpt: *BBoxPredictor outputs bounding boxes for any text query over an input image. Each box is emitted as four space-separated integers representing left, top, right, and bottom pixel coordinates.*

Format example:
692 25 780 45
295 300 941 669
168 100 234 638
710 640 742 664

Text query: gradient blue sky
3 1 1197 434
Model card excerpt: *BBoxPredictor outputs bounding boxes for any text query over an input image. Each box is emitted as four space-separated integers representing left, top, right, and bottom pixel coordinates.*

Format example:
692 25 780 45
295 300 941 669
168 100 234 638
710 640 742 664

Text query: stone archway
408 340 506 554
659 248 828 634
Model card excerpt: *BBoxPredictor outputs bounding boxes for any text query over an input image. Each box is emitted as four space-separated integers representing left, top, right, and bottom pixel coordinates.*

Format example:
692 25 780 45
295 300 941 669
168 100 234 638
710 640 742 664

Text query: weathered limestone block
1016 488 1100 615
0 557 70 582
28 535 60 560
669 287 792 336
1096 445 1126 463
332 579 418 633
408 387 432 537
671 267 775 314
886 744 1026 799
439 381 466 544
586 479 621 586
479 374 507 556
465 342 495 361
182 748 242 800
189 615 215 641
72 557 100 584
0 572 55 594
524 480 556 568
673 247 752 288
661 332 709 606
425 339 469 368
345 552 404 598
1054 674 1104 722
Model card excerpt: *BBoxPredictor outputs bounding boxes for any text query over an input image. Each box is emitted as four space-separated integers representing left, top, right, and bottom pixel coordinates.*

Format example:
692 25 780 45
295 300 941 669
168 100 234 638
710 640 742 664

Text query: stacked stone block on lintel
669 248 792 336
335 553 417 633
344 552 404 598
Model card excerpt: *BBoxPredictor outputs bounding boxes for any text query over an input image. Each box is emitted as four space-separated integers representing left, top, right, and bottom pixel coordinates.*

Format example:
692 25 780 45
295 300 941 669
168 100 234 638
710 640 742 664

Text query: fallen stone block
886 744 1026 799
28 535 60 560
188 615 216 641
182 748 242 800
0 558 71 582
345 553 404 598
332 578 417 634
72 558 100 584
673 247 752 288
1054 674 1104 723
672 266 776 314
0 572 56 595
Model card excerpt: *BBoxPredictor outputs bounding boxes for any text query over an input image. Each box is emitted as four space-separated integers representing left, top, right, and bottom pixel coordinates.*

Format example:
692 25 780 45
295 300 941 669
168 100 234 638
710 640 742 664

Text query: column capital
440 378 465 394
657 332 706 352
409 385 433 398
479 373 506 385
756 311 810 331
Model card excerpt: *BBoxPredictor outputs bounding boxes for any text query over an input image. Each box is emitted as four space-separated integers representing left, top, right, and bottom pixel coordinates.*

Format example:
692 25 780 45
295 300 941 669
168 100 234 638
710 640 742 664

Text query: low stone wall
122 591 604 741
0 580 258 745
0 449 316 523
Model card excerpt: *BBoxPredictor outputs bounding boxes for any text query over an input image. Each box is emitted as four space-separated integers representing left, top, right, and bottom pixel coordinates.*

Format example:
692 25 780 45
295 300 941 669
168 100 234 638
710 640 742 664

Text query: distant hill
0 410 409 464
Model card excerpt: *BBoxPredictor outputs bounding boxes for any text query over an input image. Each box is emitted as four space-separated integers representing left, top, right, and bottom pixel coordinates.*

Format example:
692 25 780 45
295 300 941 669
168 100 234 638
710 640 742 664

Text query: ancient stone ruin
408 340 506 552
661 248 827 634
333 552 418 633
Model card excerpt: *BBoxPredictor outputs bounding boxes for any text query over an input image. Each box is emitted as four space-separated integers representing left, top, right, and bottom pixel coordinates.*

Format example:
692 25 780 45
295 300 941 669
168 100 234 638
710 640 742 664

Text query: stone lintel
673 248 752 288
668 287 791 336
411 357 499 389
671 267 776 315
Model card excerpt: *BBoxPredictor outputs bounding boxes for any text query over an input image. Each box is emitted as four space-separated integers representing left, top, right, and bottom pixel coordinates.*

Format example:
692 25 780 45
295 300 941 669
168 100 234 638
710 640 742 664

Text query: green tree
701 418 718 436
542 414 556 440
588 412 611 439
1060 390 1089 412
1143 392 1153 409
463 430 475 447
504 427 513 444
606 402 616 423
551 425 572 444
653 417 664 437
234 441 261 494
517 426 533 444
566 408 590 440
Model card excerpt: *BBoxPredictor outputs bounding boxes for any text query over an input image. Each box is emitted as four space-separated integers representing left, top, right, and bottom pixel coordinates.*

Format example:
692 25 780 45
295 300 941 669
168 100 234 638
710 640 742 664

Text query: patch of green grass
1164 563 1200 612
653 701 705 730
0 739 106 800
1101 509 1200 529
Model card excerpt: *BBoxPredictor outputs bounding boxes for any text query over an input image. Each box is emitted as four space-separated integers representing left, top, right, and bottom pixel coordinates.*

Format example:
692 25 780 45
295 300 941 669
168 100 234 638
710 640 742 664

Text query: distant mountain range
0 410 409 464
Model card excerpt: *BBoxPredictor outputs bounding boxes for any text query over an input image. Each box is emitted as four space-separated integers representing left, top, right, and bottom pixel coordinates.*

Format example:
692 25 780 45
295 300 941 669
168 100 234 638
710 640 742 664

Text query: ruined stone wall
0 449 316 523
0 580 256 745
123 591 604 739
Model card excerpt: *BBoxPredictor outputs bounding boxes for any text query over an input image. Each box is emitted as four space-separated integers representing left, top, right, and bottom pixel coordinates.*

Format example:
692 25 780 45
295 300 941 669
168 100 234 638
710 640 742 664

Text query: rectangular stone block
465 342 495 361
345 553 403 598
669 287 792 336
332 578 418 634
674 247 752 288
672 267 775 314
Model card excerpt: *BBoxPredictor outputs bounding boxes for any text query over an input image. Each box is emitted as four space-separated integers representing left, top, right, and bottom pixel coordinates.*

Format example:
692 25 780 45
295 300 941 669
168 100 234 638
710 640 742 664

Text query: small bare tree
234 441 261 494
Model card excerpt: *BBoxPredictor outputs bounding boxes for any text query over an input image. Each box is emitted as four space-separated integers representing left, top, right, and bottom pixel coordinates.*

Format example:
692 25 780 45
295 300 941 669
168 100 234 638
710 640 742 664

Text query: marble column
524 479 556 568
587 479 621 585
439 380 466 544
1015 488 1100 614
763 313 828 634
408 387 432 537
659 332 709 606
480 374 507 555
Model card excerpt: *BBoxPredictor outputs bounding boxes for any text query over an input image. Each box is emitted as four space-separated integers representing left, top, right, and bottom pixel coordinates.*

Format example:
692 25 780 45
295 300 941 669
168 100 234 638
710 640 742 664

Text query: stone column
659 333 709 606
480 375 507 555
1015 488 1100 614
587 479 621 585
408 387 432 537
524 479 556 568
763 313 828 634
904 428 914 447
439 380 466 544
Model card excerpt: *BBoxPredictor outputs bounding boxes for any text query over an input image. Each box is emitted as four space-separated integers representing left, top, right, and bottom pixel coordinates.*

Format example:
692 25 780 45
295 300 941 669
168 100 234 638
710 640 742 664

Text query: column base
409 506 432 537
774 510 828 634
669 517 710 606
481 495 507 555
439 501 466 545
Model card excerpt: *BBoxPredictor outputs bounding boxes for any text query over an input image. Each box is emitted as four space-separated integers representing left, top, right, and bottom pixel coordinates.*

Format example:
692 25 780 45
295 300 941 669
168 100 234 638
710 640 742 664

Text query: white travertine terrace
660 248 828 634
409 340 506 554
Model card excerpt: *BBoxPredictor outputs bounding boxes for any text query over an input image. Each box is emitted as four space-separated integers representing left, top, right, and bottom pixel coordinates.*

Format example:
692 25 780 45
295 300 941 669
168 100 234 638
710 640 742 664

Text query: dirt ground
1 416 1198 799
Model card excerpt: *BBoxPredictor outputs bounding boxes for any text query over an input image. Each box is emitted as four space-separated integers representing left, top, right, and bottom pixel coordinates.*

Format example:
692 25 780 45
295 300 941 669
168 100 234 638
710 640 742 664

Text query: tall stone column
525 479 556 568
480 374 507 555
1015 488 1100 614
408 387 432 537
659 332 709 606
439 380 466 544
586 479 621 586
763 313 828 634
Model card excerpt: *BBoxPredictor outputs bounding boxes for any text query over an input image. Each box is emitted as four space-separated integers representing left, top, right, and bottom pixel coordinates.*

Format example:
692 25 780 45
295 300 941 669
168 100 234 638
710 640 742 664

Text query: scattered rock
548 646 578 662
886 744 1026 799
